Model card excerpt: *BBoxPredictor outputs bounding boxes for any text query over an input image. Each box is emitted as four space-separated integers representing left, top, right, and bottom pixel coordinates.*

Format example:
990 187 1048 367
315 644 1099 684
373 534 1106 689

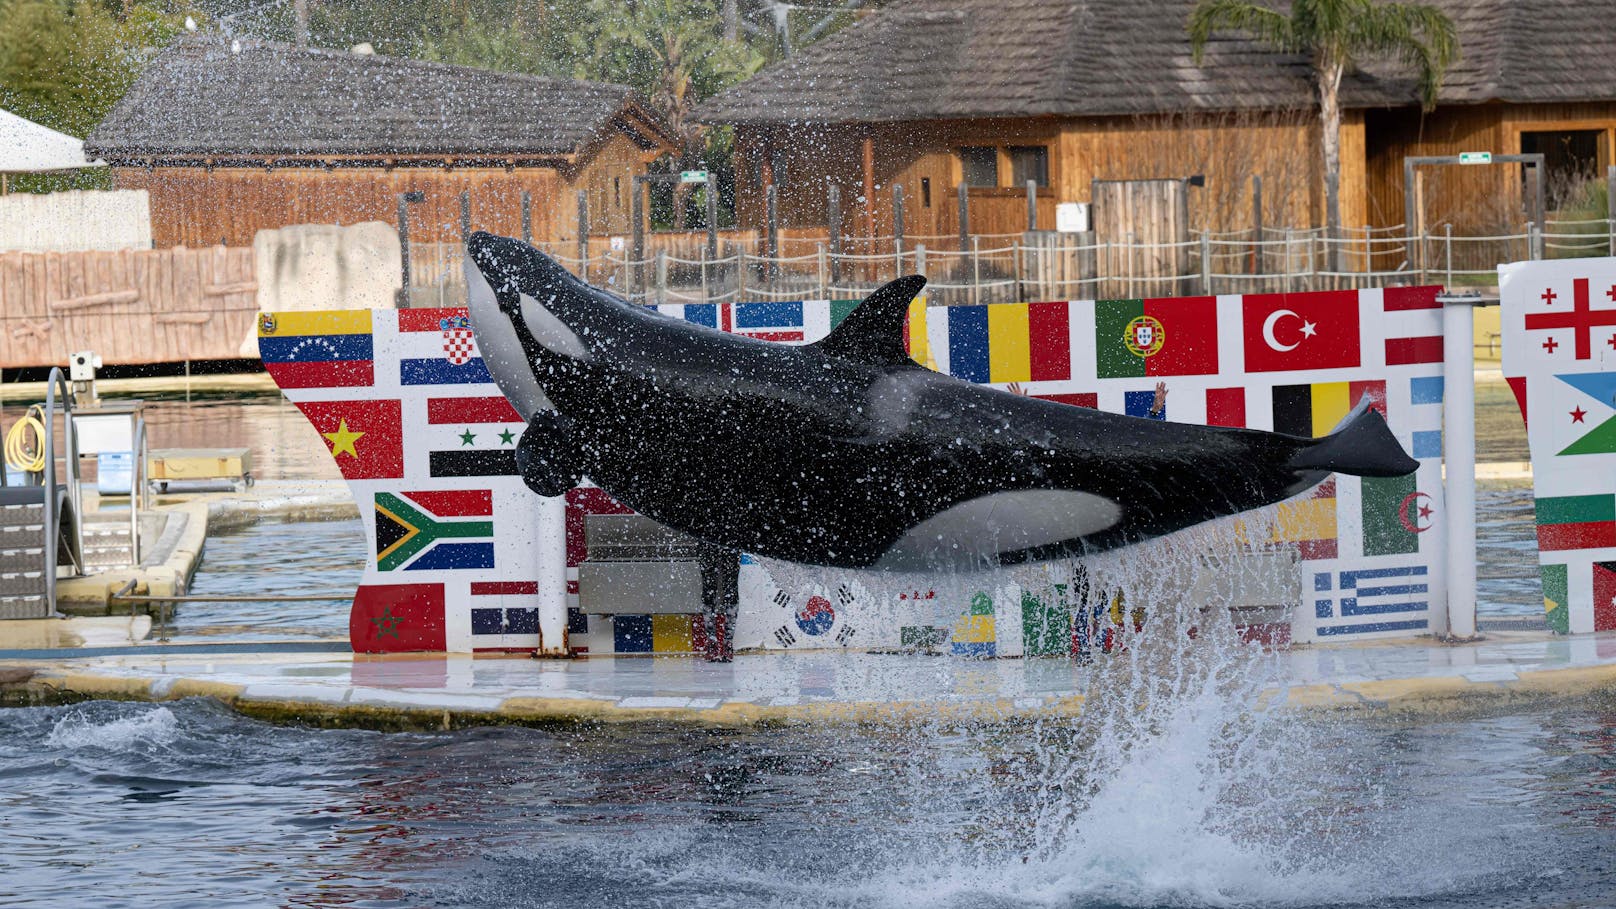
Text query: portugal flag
1242 290 1361 373
1094 296 1219 378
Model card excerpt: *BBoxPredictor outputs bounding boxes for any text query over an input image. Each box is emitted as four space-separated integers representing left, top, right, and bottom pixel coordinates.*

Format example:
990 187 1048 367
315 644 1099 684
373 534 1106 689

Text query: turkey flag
1241 290 1362 373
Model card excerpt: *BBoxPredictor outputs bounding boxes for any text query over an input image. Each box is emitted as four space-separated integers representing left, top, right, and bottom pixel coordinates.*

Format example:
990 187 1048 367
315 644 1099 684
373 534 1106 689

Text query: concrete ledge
5 631 1616 730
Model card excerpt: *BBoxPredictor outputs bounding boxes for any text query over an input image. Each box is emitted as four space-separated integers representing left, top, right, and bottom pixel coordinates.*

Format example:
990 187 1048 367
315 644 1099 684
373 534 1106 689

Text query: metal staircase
1 369 86 619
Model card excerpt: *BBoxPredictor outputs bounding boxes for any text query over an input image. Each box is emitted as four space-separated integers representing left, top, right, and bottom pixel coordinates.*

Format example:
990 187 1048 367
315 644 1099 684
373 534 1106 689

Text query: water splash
45 704 181 752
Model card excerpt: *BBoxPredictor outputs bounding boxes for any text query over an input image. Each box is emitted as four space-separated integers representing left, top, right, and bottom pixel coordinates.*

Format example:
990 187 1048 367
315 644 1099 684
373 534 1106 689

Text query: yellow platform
149 448 253 487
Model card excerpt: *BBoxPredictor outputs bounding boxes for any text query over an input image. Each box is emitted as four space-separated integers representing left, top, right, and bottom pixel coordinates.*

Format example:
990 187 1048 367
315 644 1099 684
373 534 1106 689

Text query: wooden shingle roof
695 0 1616 125
86 34 675 161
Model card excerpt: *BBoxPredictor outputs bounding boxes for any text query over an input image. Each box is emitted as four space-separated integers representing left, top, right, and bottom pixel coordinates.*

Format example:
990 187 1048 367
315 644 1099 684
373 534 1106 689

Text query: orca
463 232 1417 572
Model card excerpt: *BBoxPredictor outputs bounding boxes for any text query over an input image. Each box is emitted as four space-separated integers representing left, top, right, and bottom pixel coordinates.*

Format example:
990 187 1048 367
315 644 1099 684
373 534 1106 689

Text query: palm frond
1348 2 1458 110
1187 0 1298 64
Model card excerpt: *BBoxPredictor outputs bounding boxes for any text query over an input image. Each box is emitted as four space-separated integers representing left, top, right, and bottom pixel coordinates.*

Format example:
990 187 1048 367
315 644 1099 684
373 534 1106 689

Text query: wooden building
695 0 1616 244
85 35 677 249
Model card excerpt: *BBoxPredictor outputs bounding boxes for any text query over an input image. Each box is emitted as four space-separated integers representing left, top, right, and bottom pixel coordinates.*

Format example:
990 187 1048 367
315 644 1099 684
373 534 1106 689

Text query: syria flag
1241 290 1362 373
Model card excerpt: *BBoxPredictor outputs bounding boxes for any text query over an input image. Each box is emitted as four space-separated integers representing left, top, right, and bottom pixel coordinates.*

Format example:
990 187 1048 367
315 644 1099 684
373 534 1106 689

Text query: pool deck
2 629 1614 728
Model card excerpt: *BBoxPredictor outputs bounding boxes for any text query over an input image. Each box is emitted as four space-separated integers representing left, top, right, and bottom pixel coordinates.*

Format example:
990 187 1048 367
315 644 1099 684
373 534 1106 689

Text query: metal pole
1442 294 1477 640
1529 221 1541 260
827 183 843 284
1445 224 1453 288
1026 179 1037 231
576 190 588 271
396 194 412 307
1251 174 1263 275
631 177 645 300
957 181 969 254
1200 232 1211 296
706 172 719 261
892 183 905 274
656 249 667 306
521 191 532 245
766 183 778 285
535 495 570 657
972 235 981 306
817 242 827 298
700 245 709 303
1607 165 1615 256
459 191 471 242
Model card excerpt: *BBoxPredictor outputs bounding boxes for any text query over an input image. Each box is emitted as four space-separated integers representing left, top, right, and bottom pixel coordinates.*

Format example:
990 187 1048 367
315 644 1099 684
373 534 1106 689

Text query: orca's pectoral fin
811 274 927 367
515 411 581 497
1287 395 1418 478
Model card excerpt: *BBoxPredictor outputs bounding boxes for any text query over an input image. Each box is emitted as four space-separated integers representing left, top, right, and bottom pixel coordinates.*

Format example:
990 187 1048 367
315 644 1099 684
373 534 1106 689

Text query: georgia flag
1241 290 1363 373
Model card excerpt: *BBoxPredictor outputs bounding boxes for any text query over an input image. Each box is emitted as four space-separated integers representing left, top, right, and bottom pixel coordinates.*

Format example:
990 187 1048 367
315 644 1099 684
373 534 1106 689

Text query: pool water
1 695 1613 908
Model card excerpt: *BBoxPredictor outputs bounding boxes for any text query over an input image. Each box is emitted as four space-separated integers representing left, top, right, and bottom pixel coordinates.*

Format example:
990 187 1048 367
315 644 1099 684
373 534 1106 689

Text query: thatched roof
87 34 676 162
695 0 1616 125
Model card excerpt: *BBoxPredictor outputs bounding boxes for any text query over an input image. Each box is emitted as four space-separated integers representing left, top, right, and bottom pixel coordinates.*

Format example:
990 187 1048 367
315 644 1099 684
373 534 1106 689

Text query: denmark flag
1241 290 1362 373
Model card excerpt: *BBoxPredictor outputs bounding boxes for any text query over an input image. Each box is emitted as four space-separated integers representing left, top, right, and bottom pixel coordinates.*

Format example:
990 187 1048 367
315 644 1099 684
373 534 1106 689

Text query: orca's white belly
875 489 1121 570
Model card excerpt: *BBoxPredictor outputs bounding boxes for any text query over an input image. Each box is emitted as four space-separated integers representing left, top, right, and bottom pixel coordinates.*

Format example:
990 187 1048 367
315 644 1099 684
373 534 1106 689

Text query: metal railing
404 218 1613 306
40 368 84 612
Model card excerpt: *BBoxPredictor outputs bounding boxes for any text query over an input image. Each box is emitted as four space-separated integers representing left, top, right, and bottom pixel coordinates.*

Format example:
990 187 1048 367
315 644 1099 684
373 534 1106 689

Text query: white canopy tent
0 107 103 191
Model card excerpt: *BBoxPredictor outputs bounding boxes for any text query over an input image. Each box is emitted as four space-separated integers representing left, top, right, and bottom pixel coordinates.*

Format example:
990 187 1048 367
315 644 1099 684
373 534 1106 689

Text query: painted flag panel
613 615 654 653
1594 561 1616 632
1094 296 1219 378
1241 290 1361 373
1036 392 1098 409
1555 372 1616 456
947 306 991 383
1271 381 1386 437
350 582 446 653
1361 473 1421 556
1205 387 1246 428
1311 565 1430 637
1383 285 1444 365
426 396 524 426
733 301 805 341
1542 563 1570 634
258 310 375 388
950 592 996 658
1124 390 1164 420
374 490 496 571
1028 301 1073 381
1535 494 1616 551
987 303 1032 383
296 399 404 480
565 487 634 567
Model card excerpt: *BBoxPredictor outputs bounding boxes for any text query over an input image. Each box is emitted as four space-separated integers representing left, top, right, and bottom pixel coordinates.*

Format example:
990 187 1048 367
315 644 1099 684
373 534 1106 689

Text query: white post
534 495 571 656
1442 295 1477 640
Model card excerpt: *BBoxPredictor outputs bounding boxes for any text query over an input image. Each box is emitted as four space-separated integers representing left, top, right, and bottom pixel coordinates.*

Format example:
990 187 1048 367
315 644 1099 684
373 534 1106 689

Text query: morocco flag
1095 296 1219 378
1242 290 1361 373
350 582 447 653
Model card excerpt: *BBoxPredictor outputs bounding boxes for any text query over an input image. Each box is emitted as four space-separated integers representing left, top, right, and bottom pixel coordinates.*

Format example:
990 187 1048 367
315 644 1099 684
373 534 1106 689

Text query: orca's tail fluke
1286 396 1419 478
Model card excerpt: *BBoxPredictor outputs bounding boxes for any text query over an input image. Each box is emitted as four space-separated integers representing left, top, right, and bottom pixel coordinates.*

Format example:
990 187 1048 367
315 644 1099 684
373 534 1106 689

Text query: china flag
350 582 446 653
1241 290 1362 373
295 399 405 480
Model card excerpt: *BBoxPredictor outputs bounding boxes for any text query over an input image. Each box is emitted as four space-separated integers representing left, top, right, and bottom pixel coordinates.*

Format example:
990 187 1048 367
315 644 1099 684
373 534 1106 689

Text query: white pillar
1442 296 1477 639
534 494 571 656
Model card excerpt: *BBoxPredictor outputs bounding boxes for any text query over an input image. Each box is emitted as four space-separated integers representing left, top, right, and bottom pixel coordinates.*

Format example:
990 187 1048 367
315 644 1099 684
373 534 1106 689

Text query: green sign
679 170 709 184
1458 151 1492 165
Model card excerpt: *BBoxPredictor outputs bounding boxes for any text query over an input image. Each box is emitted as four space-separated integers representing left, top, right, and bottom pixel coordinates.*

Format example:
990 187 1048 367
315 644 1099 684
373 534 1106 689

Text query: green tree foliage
0 0 192 191
1188 0 1458 243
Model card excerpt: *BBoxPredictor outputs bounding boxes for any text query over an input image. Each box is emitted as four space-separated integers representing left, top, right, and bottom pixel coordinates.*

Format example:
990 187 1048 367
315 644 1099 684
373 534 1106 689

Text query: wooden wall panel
113 166 574 248
0 247 258 369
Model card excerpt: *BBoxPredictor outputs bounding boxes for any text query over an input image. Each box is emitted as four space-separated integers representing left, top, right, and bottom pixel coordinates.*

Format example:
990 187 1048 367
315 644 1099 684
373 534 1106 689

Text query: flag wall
1502 257 1616 633
266 284 1447 654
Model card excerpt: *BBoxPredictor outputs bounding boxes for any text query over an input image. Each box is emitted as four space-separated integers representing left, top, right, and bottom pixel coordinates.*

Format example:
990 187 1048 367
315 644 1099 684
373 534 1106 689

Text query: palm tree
1188 0 1457 257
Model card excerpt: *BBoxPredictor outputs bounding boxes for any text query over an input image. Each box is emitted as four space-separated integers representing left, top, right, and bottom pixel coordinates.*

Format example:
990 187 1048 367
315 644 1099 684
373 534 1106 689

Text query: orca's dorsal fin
812 275 927 367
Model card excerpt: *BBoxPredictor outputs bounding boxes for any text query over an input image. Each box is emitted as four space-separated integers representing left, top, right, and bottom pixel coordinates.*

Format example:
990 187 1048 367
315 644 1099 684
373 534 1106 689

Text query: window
921 177 932 208
960 146 998 187
1010 145 1049 188
613 176 621 209
1521 130 1605 209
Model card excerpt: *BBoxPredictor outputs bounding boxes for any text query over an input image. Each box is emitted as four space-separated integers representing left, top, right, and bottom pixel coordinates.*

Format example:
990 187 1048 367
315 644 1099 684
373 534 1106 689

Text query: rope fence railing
403 219 1616 306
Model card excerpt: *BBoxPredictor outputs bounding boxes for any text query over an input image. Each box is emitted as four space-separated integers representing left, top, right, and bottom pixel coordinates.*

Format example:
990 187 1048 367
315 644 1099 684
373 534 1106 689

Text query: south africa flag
374 490 496 571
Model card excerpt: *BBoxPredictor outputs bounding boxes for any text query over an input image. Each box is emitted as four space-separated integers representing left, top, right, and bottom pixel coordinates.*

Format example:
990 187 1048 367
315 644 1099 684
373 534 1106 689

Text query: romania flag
946 302 1072 384
257 310 374 388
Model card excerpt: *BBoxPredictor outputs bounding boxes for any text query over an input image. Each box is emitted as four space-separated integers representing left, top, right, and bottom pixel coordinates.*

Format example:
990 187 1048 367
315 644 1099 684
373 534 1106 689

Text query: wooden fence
0 247 258 369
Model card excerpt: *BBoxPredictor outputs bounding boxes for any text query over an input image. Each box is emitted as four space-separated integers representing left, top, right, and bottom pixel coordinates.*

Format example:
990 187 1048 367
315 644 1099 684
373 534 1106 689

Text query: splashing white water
46 705 180 752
